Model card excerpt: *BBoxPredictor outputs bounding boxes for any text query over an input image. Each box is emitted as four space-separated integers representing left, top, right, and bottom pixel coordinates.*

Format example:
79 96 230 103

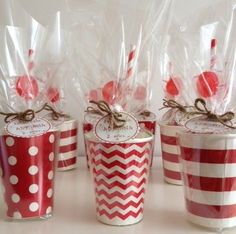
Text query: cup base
57 163 78 171
187 212 236 231
6 212 53 222
164 177 182 186
97 214 143 226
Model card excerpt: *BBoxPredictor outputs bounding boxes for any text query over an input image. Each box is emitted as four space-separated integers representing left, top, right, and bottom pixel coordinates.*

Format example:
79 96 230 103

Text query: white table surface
0 157 235 234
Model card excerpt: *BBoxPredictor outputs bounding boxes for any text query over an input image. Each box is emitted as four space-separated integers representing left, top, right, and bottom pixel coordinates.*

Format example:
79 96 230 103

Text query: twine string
0 103 65 123
87 100 126 129
160 99 187 113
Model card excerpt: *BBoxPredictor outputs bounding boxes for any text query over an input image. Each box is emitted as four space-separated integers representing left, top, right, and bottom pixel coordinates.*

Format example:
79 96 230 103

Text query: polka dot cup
0 131 59 220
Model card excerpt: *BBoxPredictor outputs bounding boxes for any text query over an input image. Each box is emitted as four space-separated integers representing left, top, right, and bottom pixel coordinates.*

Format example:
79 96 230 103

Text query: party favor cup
159 122 182 185
83 122 93 169
0 131 59 220
178 131 236 231
138 112 156 167
86 132 153 226
58 118 78 171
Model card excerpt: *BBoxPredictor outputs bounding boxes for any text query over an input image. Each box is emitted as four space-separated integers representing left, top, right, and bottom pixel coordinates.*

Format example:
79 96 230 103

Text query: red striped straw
119 45 137 109
27 49 34 72
126 45 136 79
210 39 217 70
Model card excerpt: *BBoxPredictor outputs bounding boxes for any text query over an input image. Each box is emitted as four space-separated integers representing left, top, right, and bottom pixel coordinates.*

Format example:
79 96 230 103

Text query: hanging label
5 118 52 138
185 116 236 134
94 112 140 143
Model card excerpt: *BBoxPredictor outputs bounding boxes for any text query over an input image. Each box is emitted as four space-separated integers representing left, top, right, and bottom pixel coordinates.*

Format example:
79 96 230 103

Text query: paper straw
126 45 136 79
210 39 217 70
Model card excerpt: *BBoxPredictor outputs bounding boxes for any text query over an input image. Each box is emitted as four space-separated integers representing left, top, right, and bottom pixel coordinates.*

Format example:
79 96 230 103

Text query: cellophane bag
0 0 66 221
170 0 236 231
41 12 79 172
69 0 172 226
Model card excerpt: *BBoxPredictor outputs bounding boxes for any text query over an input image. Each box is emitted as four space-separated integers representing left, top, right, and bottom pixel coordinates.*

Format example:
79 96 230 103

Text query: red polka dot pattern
0 131 59 219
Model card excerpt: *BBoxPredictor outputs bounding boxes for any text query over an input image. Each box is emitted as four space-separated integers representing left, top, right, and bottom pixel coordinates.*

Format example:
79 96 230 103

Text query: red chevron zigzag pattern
87 140 152 225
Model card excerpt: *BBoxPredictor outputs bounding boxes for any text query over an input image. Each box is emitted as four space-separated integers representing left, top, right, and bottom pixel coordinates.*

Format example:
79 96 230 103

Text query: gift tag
94 112 140 143
185 116 236 134
5 118 52 138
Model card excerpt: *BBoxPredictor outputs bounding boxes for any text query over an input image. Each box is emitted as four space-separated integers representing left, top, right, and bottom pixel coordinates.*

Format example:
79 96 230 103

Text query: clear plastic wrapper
69 0 172 225
172 0 236 231
42 12 78 172
70 0 172 170
0 1 65 221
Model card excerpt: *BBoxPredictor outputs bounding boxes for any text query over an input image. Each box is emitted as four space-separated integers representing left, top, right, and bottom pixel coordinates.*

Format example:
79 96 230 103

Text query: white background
0 0 216 155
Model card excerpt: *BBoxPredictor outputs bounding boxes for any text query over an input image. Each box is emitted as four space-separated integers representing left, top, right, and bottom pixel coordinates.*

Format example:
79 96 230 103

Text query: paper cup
159 123 182 185
138 113 156 167
86 132 153 226
0 131 59 220
58 118 78 171
178 130 236 231
83 122 93 169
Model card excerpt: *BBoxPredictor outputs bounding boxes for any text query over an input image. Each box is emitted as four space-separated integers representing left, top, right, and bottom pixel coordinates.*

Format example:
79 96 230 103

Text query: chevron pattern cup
86 134 153 226
159 123 182 185
58 119 78 171
178 131 236 230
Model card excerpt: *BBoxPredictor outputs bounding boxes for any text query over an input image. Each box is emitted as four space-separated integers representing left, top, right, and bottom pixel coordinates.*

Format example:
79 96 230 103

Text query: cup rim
85 131 154 144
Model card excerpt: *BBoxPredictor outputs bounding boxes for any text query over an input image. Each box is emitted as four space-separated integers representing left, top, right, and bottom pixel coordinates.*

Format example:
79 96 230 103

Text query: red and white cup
83 122 93 169
159 122 182 185
0 131 59 220
86 132 153 226
178 131 236 230
58 118 78 171
138 112 156 167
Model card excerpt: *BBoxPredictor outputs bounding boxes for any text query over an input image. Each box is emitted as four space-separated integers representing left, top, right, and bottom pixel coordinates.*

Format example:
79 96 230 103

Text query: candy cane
210 39 217 70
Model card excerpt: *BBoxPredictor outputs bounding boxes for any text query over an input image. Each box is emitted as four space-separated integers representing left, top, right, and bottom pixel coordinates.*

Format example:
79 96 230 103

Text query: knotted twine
86 100 126 129
160 98 236 129
0 103 65 123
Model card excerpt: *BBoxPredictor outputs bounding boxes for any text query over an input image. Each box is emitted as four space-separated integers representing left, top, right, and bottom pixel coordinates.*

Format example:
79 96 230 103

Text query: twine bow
39 103 66 121
0 103 65 123
87 100 126 129
192 98 236 129
160 99 187 113
0 109 35 123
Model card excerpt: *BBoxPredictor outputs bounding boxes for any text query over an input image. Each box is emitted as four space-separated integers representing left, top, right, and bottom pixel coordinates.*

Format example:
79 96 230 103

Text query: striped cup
58 118 78 171
178 131 236 230
138 112 156 167
86 132 153 226
159 122 182 185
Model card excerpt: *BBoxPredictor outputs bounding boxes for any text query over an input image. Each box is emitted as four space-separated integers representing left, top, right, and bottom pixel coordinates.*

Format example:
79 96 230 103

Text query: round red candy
16 75 39 100
134 85 147 100
102 80 120 104
196 71 219 98
47 87 60 103
166 77 181 96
